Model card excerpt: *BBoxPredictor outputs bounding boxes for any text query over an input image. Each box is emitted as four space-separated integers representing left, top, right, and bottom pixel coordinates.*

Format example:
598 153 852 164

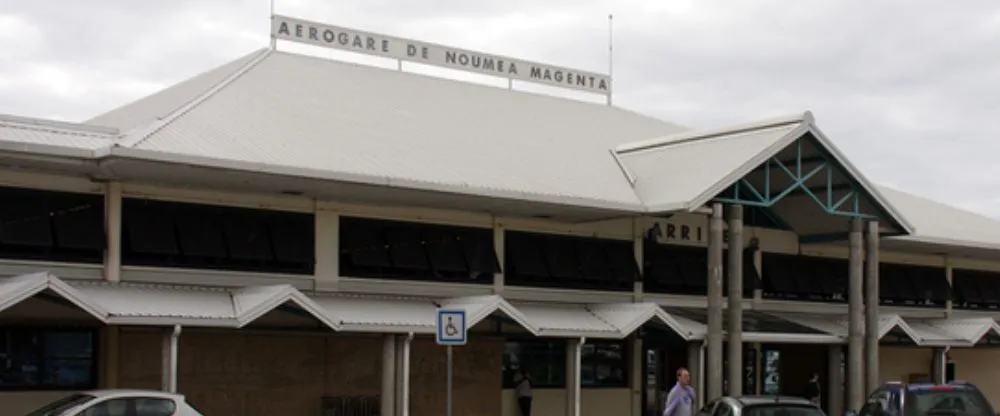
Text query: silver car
696 395 827 416
25 389 204 416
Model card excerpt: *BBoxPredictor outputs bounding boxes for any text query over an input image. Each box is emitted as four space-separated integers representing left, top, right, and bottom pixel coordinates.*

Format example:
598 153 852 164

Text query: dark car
696 395 826 416
858 381 997 416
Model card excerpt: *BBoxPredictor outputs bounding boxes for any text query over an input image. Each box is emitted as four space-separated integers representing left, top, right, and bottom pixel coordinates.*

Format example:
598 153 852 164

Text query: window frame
502 338 630 389
0 327 100 391
502 338 568 389
580 339 629 388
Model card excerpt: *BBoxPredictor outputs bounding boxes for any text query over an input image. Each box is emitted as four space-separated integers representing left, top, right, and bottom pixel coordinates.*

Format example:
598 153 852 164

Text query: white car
26 389 204 416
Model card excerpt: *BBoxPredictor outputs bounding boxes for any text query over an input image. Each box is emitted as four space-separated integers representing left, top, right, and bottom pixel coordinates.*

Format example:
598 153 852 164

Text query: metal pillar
160 325 181 393
828 345 844 416
727 204 744 396
382 335 397 416
707 202 725 401
931 348 946 384
865 221 880 394
687 341 704 409
847 218 865 411
566 337 584 416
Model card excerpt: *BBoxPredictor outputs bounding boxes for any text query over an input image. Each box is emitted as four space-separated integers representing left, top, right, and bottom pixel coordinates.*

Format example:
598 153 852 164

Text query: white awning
70 281 340 329
0 272 108 322
514 302 701 340
771 312 922 344
309 293 536 335
904 317 1000 347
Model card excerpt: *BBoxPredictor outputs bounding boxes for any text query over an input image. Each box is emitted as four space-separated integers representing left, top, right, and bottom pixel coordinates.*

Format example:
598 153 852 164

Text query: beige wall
501 388 631 416
117 328 501 416
0 391 77 416
950 348 1000 410
878 346 932 384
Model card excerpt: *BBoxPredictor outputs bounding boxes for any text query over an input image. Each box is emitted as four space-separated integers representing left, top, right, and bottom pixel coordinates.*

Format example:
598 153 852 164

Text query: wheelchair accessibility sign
436 309 467 346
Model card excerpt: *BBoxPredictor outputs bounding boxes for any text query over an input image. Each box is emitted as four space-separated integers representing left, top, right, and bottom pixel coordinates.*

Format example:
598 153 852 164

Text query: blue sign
436 309 467 346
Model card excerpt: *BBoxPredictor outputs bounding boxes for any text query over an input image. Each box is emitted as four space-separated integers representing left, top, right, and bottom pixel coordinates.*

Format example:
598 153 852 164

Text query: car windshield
25 393 96 416
744 404 826 416
906 387 994 416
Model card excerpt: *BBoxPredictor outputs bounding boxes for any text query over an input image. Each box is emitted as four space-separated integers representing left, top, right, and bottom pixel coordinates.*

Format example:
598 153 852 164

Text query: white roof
0 272 107 322
907 317 1000 347
0 114 118 154
93 48 684 212
69 280 340 329
878 185 1000 252
309 293 535 334
772 312 922 344
614 112 913 234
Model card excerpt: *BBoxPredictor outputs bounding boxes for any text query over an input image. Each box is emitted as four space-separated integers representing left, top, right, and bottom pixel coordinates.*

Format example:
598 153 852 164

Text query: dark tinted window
121 198 315 274
340 217 497 283
0 328 97 390
743 404 824 416
0 186 104 263
906 387 995 416
505 231 637 291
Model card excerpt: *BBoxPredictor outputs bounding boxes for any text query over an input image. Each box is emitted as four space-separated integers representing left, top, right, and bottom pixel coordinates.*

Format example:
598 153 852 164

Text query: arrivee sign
271 15 612 96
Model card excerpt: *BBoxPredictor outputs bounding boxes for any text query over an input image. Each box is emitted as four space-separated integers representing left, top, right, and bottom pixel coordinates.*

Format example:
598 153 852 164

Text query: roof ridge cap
117 47 273 149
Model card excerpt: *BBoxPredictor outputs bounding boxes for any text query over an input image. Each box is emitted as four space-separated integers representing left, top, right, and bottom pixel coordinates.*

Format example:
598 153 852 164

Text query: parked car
25 389 203 416
857 381 997 416
696 395 826 416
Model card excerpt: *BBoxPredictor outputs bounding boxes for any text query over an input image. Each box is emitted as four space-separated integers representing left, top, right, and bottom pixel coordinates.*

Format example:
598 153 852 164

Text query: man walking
664 367 696 416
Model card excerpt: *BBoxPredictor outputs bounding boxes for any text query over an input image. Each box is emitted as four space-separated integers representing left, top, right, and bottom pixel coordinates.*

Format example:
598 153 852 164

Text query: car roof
883 381 979 391
733 396 818 406
78 389 186 400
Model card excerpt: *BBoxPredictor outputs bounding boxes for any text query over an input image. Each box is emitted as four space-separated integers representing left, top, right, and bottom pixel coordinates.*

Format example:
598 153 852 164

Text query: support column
314 209 340 291
394 333 414 416
493 218 505 294
931 348 947 384
633 218 645 302
727 204 744 396
630 336 643 416
160 325 181 393
864 221 880 394
103 181 122 282
828 345 844 416
566 338 584 416
382 335 397 416
707 203 725 401
944 258 953 316
687 341 704 409
99 326 120 388
847 218 865 412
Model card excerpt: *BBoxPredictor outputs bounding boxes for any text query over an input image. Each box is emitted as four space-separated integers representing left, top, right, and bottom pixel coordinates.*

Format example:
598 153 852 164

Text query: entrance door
644 348 663 416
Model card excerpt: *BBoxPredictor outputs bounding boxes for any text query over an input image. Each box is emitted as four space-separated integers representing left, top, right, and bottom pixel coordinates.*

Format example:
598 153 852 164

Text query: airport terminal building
3 14 1000 416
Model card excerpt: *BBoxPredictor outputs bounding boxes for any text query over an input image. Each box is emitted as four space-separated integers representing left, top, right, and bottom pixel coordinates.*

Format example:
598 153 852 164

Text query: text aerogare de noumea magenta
271 15 611 96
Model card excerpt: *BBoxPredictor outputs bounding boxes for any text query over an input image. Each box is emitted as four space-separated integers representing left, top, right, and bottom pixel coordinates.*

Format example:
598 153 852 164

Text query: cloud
2 0 999 217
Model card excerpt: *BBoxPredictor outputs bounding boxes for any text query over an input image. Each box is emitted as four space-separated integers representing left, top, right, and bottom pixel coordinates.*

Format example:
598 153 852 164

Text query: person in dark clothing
803 373 821 405
514 368 533 416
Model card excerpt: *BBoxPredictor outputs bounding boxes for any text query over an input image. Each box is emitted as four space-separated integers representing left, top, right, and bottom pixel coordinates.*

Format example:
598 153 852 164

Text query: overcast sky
2 0 999 217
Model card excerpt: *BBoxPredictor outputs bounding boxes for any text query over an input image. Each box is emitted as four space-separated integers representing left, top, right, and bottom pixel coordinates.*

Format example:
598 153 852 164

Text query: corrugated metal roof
70 281 339 329
309 294 439 333
73 281 234 323
0 114 118 151
906 317 1000 346
0 272 107 322
616 115 807 212
515 303 621 338
87 49 267 134
589 303 698 340
770 312 922 344
879 186 1000 251
107 49 684 211
309 293 537 334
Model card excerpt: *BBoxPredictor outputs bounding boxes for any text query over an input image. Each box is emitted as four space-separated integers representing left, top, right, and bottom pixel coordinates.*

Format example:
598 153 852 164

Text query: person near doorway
514 367 533 416
803 373 821 405
663 367 696 416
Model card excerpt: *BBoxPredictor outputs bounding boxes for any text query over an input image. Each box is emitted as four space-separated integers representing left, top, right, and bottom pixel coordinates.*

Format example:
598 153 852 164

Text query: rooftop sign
271 15 611 96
